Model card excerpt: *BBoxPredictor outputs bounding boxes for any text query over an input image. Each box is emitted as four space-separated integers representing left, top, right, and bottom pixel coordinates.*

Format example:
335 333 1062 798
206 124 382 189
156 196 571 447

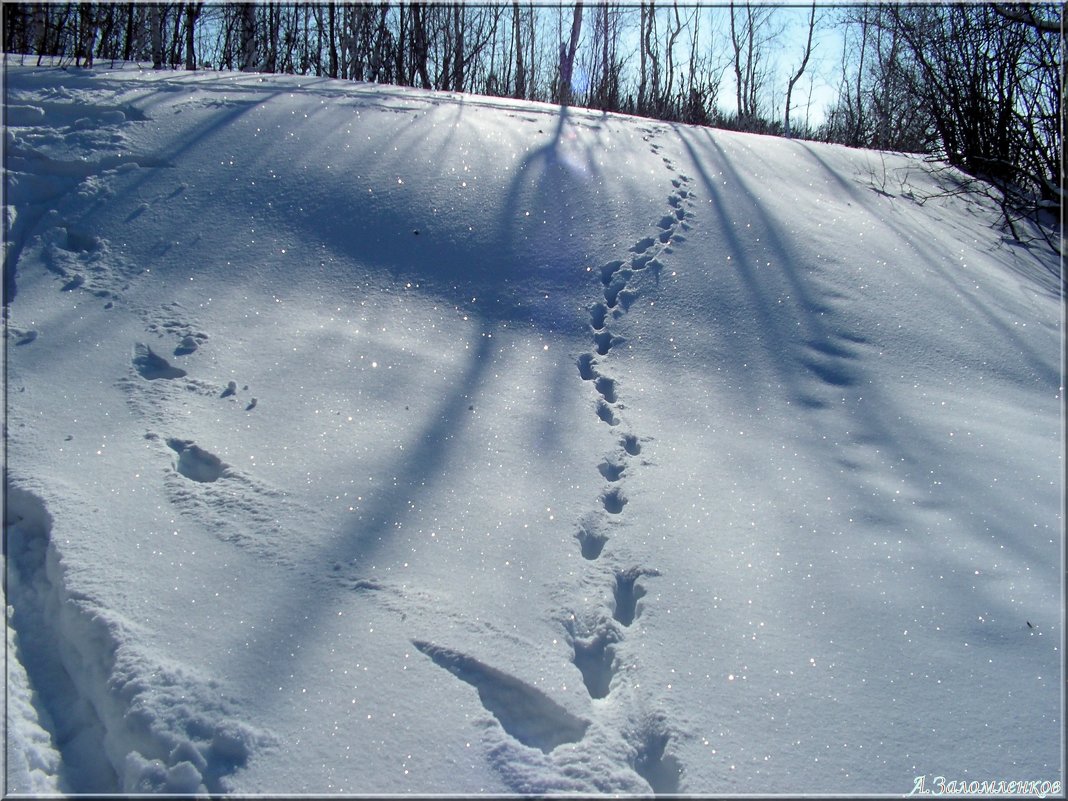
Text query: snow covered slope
3 62 1063 795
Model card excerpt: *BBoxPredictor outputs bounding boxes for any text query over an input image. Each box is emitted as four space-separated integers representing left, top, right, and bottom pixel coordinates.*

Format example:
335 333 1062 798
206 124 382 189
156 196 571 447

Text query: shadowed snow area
2 62 1062 795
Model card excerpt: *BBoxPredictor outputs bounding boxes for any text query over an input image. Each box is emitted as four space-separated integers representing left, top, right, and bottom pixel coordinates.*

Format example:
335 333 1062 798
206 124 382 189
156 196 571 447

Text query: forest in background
2 2 1062 249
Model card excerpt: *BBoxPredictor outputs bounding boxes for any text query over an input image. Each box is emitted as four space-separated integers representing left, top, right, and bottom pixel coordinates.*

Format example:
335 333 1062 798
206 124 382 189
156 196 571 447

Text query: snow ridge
3 481 274 794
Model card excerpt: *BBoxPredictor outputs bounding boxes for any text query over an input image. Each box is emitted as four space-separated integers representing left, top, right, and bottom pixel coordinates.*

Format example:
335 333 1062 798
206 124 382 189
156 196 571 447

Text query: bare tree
239 3 257 71
729 1 776 127
557 3 583 105
512 2 526 98
150 4 163 69
184 2 200 70
784 1 816 138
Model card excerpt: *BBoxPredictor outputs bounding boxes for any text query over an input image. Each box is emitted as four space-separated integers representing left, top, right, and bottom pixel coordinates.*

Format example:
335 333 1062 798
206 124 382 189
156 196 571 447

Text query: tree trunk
638 4 648 112
185 3 200 70
150 4 163 69
123 4 135 61
77 3 97 67
512 2 525 98
558 3 583 105
411 5 432 90
784 0 816 138
240 3 258 72
453 4 465 92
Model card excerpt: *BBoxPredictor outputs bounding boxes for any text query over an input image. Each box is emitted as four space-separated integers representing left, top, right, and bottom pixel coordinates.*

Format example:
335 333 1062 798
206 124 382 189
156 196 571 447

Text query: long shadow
222 323 496 701
670 125 810 404
795 141 1062 390
3 76 280 305
673 122 1061 592
334 326 495 566
226 106 606 703
671 124 941 532
495 105 610 454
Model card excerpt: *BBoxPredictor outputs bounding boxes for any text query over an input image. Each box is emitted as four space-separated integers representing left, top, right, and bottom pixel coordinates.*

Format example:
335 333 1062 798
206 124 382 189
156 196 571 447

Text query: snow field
3 62 1062 794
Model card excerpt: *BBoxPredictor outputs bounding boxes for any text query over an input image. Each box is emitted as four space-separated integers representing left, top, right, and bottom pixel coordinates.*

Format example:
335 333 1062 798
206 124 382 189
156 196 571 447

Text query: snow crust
3 61 1063 794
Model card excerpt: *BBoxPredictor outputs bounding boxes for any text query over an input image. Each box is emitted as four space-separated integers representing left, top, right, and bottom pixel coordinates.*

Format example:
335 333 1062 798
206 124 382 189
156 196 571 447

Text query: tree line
2 2 1061 243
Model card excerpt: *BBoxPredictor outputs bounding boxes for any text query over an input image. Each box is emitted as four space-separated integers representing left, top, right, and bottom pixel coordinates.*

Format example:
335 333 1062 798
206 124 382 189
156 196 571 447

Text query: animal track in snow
631 253 655 270
802 358 856 388
594 377 617 404
142 433 306 562
800 336 866 391
600 260 625 286
577 353 597 381
604 268 633 308
630 237 655 255
598 460 625 482
589 303 608 331
557 143 692 788
133 343 187 380
174 335 202 356
564 620 620 700
20 217 140 302
7 327 39 345
574 521 609 560
629 713 683 794
594 331 622 356
166 438 227 483
612 567 660 627
412 640 589 754
601 487 627 515
596 401 620 427
143 302 209 356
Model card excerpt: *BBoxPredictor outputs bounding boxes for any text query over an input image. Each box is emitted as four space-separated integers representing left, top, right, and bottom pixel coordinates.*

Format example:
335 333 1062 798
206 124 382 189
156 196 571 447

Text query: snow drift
3 61 1063 795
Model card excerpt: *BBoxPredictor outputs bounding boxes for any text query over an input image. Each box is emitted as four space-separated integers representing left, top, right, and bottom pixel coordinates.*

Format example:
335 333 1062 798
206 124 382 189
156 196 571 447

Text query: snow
2 60 1063 795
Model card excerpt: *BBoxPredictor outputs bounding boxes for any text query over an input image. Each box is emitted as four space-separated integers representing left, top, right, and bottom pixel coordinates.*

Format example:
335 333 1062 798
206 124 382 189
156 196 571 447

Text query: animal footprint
600 260 625 285
612 567 660 627
166 438 227 483
602 487 627 515
629 713 683 794
577 353 597 381
565 621 620 700
597 460 625 482
589 303 608 331
8 328 38 345
133 343 187 380
632 253 656 270
622 434 641 456
594 377 617 403
604 268 633 308
630 237 655 255
594 331 623 356
596 401 620 427
575 522 609 560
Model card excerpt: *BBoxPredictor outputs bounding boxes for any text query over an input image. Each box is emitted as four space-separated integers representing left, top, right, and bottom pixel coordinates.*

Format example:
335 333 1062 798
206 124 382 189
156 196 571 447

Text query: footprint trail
556 136 696 792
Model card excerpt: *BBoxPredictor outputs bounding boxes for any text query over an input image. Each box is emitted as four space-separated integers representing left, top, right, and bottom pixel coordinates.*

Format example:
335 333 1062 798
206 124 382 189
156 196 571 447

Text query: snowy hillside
3 62 1063 795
